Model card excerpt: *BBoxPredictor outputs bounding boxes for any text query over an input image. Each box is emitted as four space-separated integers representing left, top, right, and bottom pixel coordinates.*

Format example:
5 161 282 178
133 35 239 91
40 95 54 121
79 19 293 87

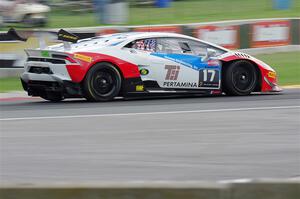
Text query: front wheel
83 62 122 102
223 60 258 96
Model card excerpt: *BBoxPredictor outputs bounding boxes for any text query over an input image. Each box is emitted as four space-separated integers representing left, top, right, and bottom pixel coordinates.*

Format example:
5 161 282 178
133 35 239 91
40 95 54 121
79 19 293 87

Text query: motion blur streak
0 105 299 121
0 89 299 183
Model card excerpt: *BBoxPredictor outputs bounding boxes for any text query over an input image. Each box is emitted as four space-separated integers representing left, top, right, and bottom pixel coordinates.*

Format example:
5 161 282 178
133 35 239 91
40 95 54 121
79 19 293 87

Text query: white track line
1 105 299 122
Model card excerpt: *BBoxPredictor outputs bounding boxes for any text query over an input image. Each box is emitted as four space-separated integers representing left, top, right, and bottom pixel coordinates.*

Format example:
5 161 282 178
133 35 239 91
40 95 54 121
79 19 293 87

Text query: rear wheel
223 60 257 96
83 62 122 102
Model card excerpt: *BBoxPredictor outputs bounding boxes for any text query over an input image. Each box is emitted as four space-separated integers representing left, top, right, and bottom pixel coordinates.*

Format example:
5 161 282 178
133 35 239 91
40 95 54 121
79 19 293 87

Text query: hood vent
235 52 250 59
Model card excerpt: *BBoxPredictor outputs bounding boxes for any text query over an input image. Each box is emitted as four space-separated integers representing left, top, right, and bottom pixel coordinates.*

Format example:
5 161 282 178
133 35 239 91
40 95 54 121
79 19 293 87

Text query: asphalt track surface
0 89 299 184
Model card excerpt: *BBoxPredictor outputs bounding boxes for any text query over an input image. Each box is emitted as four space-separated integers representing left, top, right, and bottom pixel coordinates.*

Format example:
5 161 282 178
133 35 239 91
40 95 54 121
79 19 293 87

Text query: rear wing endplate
0 28 79 43
0 28 80 50
57 29 79 43
0 28 28 42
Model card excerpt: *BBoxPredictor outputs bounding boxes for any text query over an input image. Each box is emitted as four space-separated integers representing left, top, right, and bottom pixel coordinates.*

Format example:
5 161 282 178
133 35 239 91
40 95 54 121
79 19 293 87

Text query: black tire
223 60 258 96
83 62 122 102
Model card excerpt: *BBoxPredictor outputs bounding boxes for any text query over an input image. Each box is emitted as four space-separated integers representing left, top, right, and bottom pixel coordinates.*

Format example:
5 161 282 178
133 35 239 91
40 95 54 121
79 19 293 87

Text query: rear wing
0 28 28 42
57 29 79 43
0 28 80 43
0 28 84 51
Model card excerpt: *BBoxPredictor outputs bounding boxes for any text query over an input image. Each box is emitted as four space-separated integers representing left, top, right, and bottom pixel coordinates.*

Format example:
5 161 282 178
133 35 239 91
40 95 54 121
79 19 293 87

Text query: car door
121 38 156 83
149 37 222 90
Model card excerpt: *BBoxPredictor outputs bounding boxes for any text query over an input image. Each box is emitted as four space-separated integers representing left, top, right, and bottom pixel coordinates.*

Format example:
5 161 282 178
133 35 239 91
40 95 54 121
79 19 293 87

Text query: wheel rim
91 69 116 96
232 65 256 93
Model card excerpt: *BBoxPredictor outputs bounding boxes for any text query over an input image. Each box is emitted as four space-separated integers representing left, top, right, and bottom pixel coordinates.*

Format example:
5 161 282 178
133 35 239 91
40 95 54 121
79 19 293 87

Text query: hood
219 51 275 71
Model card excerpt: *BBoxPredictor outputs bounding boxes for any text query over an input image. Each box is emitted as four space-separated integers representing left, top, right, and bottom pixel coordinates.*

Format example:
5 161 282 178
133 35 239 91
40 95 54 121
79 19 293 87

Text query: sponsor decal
165 65 180 80
74 54 92 63
211 90 222 95
251 20 291 47
151 53 212 71
163 82 198 88
268 71 276 79
199 69 220 88
57 29 79 43
136 85 144 91
58 34 77 41
194 25 239 49
140 68 149 76
134 39 157 52
207 60 220 66
41 51 50 58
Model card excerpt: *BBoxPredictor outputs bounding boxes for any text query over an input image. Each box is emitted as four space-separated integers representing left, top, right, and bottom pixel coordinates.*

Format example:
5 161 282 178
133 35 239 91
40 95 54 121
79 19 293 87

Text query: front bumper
263 76 282 92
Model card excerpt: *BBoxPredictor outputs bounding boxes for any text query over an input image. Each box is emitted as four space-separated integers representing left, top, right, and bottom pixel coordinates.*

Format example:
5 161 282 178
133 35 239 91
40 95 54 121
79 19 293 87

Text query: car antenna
34 32 47 49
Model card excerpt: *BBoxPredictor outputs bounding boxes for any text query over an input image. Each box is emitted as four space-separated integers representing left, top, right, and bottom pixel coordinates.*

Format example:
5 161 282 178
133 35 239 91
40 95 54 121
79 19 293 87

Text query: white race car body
19 32 280 101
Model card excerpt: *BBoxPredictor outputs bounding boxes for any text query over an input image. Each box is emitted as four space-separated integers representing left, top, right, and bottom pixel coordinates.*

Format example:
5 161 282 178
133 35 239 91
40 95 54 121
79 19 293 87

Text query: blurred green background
1 0 300 29
33 0 300 28
0 0 299 92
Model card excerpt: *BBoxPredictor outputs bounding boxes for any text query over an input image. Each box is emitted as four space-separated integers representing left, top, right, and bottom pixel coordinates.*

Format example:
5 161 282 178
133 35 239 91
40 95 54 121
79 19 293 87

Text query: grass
0 51 299 92
256 52 300 85
0 77 22 92
1 0 300 29
49 0 300 28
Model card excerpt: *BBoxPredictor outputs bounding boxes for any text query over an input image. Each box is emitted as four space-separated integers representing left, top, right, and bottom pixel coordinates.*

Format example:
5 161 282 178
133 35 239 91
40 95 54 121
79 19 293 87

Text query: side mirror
129 49 137 54
201 48 217 62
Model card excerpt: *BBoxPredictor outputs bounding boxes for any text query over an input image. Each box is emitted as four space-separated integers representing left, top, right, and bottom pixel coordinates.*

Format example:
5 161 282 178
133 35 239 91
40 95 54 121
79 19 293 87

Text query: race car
3 29 281 101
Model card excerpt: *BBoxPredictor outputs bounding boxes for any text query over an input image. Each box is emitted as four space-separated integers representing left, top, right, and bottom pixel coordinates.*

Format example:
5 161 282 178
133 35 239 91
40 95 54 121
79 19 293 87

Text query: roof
101 31 196 41
99 32 228 51
48 31 229 52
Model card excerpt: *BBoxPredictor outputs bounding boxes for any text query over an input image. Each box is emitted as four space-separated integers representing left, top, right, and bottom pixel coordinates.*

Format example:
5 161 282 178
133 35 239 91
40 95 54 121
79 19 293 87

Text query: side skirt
123 78 220 96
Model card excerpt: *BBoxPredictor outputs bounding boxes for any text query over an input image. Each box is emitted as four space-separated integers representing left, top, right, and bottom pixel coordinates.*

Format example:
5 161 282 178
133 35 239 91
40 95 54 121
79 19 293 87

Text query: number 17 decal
199 69 220 88
203 69 216 82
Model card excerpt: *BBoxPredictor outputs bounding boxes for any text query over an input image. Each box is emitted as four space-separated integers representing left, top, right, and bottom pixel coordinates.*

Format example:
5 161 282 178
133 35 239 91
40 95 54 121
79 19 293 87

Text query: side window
124 37 226 56
125 39 157 52
188 41 210 56
188 40 226 57
178 42 192 54
156 38 184 54
156 38 195 55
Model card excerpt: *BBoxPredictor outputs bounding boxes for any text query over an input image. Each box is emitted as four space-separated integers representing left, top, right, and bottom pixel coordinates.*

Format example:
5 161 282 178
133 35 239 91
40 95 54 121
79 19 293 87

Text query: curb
281 85 300 89
0 91 28 98
0 86 299 101
0 91 38 102
1 179 299 199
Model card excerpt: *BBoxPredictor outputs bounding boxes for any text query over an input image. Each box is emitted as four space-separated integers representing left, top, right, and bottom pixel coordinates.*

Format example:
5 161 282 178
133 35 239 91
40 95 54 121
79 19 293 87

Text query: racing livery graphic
1 29 281 101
